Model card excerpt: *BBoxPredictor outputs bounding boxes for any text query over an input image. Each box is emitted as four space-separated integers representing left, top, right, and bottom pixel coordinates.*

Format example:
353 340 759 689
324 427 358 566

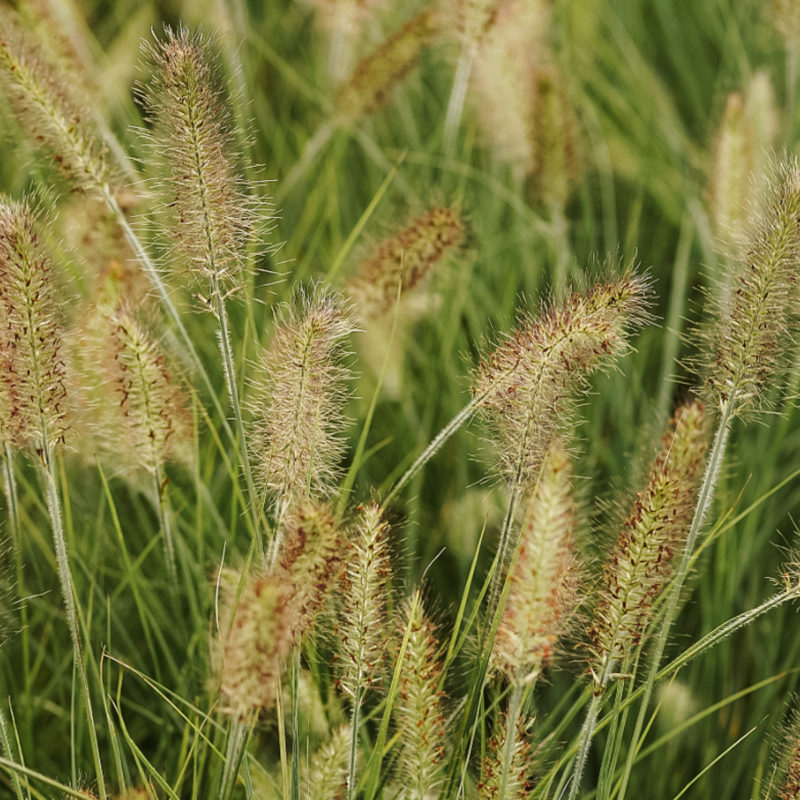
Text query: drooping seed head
336 11 434 122
0 9 110 191
139 26 264 292
347 206 464 318
337 503 393 698
393 590 447 800
588 400 708 685
0 197 68 456
251 288 355 512
702 157 800 417
474 268 651 487
492 439 579 684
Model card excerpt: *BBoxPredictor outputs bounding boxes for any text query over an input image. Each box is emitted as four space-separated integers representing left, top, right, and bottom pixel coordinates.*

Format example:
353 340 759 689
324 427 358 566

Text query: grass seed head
703 157 800 417
0 9 110 191
139 26 263 292
492 438 579 684
588 399 708 684
0 197 68 456
302 724 351 800
478 712 534 800
252 287 355 511
474 268 651 487
347 206 464 318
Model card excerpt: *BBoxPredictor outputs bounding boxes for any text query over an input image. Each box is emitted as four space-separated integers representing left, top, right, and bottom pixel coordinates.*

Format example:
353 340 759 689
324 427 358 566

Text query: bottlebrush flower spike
474 268 650 487
0 9 110 190
302 725 350 800
337 503 393 698
278 499 343 638
216 566 298 717
703 157 800 416
0 197 68 456
588 400 708 686
336 11 434 122
393 590 447 800
100 303 193 473
478 712 534 800
529 63 579 209
492 438 579 684
347 206 464 318
772 702 800 800
251 288 355 512
139 26 262 291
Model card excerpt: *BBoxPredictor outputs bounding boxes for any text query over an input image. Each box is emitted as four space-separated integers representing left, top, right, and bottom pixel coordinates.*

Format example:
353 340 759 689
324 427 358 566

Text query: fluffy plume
492 439 579 684
139 26 262 291
337 503 393 698
703 158 800 416
278 499 344 636
336 11 434 122
474 269 651 487
347 206 464 318
393 591 447 800
216 567 298 717
302 725 351 800
478 712 534 800
99 303 193 473
0 9 109 190
0 197 68 456
588 400 708 685
251 288 355 512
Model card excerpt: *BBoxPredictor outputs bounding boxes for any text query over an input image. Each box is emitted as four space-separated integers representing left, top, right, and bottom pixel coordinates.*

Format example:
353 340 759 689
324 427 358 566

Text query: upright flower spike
588 400 708 687
102 304 193 474
336 11 434 123
139 26 260 291
337 503 393 699
347 206 464 318
478 712 534 800
302 725 350 800
492 439 579 685
252 289 355 514
474 269 650 488
0 197 68 456
0 9 110 191
393 591 447 800
771 703 800 800
703 158 800 417
216 567 298 718
278 499 343 637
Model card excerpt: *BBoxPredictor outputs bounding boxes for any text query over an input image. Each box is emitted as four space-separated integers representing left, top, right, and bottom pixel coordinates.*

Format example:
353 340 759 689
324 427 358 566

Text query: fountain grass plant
1 1 800 799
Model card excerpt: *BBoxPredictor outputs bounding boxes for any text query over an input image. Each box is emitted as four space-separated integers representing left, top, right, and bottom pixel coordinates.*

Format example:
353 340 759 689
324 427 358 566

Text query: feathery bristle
0 197 68 455
703 158 800 416
102 304 193 473
252 288 355 511
278 499 343 638
528 63 579 209
393 591 447 800
492 439 578 684
302 724 350 800
139 26 261 291
347 206 464 318
588 400 708 683
0 9 109 190
217 567 298 717
336 11 434 122
478 712 534 800
337 503 392 698
474 269 651 487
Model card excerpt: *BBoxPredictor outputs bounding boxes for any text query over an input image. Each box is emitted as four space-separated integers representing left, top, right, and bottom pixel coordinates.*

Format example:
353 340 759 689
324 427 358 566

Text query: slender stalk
40 444 107 800
211 273 264 554
497 683 525 799
615 398 733 800
443 44 475 156
0 704 24 800
346 680 364 800
565 691 603 800
152 466 177 588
